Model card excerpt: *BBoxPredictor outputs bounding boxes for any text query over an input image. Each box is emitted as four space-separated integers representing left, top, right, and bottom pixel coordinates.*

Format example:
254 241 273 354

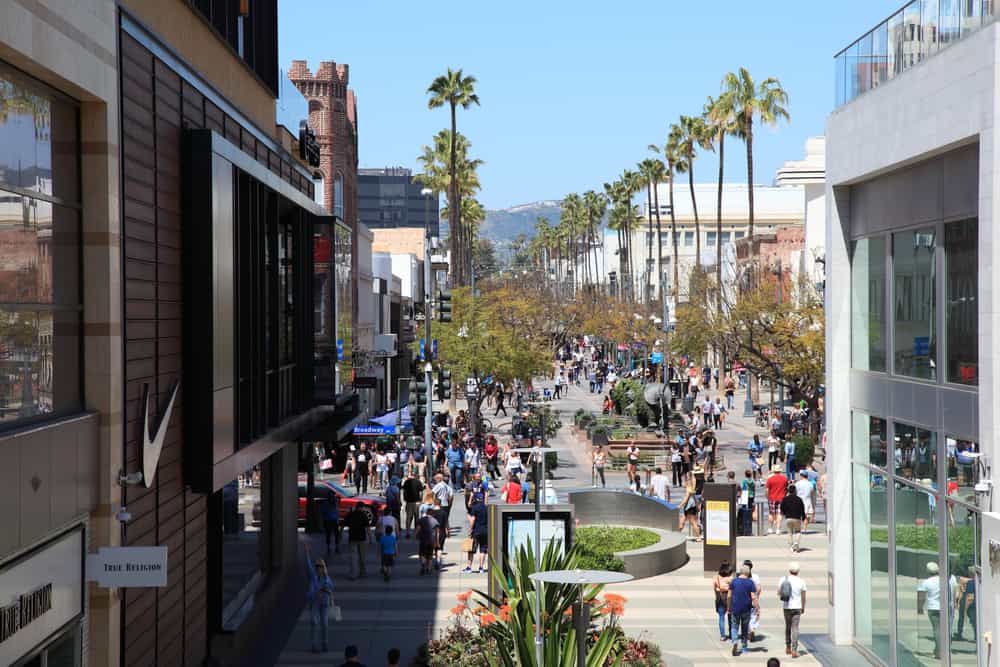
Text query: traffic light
437 288 452 323
409 377 429 422
437 367 452 400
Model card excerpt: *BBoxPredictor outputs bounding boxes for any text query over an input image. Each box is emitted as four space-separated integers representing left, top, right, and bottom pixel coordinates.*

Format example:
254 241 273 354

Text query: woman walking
671 444 683 486
304 544 335 653
626 442 641 492
679 473 702 541
713 561 734 641
592 446 607 488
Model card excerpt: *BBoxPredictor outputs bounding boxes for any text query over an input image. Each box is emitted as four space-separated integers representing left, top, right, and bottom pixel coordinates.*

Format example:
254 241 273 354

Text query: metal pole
424 194 434 486
776 259 784 411
534 411 545 667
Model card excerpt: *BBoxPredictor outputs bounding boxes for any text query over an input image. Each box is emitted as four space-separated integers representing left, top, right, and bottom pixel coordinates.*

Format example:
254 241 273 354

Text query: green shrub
575 526 661 572
793 433 816 466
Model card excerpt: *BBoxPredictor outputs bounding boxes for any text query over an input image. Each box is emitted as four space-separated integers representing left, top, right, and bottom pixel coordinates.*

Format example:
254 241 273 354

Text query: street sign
466 377 479 395
86 546 168 588
353 425 396 436
419 338 425 361
353 377 378 388
336 339 344 361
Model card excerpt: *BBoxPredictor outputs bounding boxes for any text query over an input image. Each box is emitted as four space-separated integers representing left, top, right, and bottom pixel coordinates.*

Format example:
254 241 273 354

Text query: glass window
858 32 873 94
889 10 905 76
684 231 694 247
894 422 937 488
961 0 983 35
221 464 270 631
945 219 977 385
848 40 862 101
835 51 847 106
333 173 344 219
853 412 888 469
706 231 717 246
946 436 979 504
904 1 922 69
721 231 731 244
851 237 887 372
893 228 937 380
854 465 891 664
940 0 962 45
672 232 680 245
922 0 941 58
948 508 979 665
872 21 889 88
894 482 944 666
735 231 745 240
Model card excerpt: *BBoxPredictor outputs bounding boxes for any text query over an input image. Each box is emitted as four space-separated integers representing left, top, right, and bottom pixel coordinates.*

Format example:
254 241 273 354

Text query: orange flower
457 590 473 602
450 605 466 616
471 605 488 616
603 593 627 605
480 612 497 626
498 605 512 622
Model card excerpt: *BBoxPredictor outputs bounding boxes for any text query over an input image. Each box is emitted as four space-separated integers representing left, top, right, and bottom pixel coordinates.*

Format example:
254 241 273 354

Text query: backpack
778 577 793 602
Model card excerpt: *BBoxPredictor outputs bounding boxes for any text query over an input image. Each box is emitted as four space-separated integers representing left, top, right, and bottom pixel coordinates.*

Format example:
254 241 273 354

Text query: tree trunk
449 102 461 286
746 118 755 240
716 131 725 316
669 169 679 314
617 227 625 300
689 150 700 269
645 183 653 304
652 181 663 308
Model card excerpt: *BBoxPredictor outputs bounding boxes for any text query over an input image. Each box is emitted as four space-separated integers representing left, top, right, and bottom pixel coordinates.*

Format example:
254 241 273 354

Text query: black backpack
778 577 793 602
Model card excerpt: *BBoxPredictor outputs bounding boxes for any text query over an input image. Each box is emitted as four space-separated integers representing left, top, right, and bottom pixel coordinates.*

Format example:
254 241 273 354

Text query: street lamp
422 189 434 482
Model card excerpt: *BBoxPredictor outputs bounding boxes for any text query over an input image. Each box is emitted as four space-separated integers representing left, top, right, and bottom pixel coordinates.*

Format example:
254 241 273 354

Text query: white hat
926 562 939 574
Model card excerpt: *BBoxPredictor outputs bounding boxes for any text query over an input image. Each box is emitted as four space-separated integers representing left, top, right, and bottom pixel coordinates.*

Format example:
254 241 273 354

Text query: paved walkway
273 378 860 667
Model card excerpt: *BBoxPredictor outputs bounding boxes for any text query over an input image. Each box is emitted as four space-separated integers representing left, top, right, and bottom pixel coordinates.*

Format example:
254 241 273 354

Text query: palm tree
534 216 553 284
427 69 480 286
583 190 607 290
650 128 686 313
559 193 584 295
640 157 666 305
621 169 643 301
677 114 712 264
705 91 739 310
724 67 790 239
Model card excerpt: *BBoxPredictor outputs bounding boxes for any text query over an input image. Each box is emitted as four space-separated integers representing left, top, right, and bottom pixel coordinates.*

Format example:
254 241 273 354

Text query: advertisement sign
506 519 566 560
0 527 84 666
705 500 731 546
86 546 168 588
353 377 378 389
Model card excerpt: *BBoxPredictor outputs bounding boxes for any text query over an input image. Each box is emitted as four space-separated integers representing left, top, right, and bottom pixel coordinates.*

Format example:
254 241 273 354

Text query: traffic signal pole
424 218 434 486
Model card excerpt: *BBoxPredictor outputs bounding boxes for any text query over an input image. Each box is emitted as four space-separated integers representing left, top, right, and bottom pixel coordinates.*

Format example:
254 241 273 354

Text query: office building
358 167 440 237
827 5 999 666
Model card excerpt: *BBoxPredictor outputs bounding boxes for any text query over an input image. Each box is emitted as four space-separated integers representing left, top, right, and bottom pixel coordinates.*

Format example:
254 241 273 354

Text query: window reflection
893 228 937 380
922 0 940 59
854 465 891 663
945 219 977 385
946 437 979 505
894 482 944 665
854 412 888 468
222 465 268 631
949 511 979 665
894 422 937 488
851 237 887 372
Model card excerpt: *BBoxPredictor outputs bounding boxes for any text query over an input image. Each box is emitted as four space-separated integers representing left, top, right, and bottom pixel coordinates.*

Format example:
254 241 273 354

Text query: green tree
559 193 584 294
723 67 790 239
427 69 480 286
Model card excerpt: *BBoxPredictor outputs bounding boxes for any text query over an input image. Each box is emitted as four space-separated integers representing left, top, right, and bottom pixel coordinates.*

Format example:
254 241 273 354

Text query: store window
221 464 270 631
945 219 977 385
0 67 81 431
684 231 694 246
946 436 979 504
853 412 888 469
706 231 716 246
853 465 891 664
893 422 937 488
893 228 937 380
894 482 943 665
851 237 887 372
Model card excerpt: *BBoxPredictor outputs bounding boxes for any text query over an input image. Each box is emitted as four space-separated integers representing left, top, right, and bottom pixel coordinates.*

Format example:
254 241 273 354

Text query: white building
826 6 997 666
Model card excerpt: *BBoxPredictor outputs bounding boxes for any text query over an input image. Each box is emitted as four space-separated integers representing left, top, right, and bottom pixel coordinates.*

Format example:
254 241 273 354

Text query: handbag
331 604 342 623
461 537 475 553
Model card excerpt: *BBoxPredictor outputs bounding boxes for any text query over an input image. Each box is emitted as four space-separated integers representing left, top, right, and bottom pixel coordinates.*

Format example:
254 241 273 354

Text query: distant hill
480 201 563 243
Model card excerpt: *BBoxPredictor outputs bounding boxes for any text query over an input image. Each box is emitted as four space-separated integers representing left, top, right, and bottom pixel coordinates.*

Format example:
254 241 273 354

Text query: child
379 525 398 582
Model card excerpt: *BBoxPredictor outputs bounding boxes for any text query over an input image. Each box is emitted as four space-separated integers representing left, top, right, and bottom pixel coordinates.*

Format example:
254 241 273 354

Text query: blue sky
279 1 895 210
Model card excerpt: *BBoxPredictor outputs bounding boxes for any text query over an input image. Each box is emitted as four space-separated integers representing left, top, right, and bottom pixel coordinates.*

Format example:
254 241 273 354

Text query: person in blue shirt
379 525 398 582
446 441 464 490
304 544 335 653
727 565 759 655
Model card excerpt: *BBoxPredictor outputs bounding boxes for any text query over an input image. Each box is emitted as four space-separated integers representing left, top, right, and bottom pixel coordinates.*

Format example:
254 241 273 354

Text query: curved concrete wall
615 529 688 579
569 489 679 532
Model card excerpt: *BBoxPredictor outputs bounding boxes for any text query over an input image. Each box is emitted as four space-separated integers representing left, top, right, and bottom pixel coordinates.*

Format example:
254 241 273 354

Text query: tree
650 128 685 315
583 190 607 290
723 67 790 239
638 158 666 306
427 69 480 286
472 237 498 282
559 193 584 294
705 91 739 315
676 114 712 265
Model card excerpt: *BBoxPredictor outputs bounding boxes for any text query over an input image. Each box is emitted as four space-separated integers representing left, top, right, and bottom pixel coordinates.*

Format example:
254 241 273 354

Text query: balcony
835 0 999 108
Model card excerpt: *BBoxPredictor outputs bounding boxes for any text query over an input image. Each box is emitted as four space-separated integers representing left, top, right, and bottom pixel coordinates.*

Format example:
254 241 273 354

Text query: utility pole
775 258 784 411
422 189 434 485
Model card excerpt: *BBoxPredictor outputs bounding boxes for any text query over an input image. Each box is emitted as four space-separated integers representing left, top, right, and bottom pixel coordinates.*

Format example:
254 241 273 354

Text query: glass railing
835 0 999 107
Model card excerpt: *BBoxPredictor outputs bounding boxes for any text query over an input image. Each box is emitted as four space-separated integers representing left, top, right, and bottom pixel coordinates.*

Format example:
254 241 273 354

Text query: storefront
1 527 85 667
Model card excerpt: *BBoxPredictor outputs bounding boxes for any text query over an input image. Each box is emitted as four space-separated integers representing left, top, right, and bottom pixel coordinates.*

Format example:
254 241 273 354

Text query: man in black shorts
464 496 490 573
416 511 440 575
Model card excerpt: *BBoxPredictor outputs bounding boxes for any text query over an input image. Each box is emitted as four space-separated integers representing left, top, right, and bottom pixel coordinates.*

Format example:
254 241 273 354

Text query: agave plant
474 540 625 667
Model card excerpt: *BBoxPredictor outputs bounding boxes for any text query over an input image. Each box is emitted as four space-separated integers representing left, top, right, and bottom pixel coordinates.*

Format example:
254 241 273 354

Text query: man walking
648 467 671 503
794 470 816 534
784 438 796 477
728 564 758 656
780 483 806 552
917 561 956 660
778 561 807 658
464 495 490 574
431 473 453 551
345 504 370 579
765 465 788 535
402 471 424 538
321 489 341 554
416 506 440 575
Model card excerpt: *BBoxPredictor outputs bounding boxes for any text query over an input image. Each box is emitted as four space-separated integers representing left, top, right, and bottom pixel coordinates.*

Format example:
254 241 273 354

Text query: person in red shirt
501 474 523 503
764 465 789 535
484 437 500 480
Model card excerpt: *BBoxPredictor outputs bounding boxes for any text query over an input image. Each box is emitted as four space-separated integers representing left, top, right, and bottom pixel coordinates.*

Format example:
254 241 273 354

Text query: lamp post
421 188 434 484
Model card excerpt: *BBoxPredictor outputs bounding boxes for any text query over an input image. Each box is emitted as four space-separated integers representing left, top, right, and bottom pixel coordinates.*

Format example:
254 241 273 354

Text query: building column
825 184 853 645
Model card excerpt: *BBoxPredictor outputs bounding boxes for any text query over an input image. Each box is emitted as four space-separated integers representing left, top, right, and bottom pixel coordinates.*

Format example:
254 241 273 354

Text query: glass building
358 167 439 237
828 5 1000 665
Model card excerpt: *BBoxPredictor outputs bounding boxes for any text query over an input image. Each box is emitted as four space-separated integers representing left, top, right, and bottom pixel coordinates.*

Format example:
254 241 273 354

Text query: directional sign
87 546 168 588
336 339 344 361
419 338 426 361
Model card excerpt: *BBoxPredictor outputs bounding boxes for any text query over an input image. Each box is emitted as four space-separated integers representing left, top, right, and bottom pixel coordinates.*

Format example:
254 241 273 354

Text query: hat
772 464 783 473
799 470 808 477
743 559 753 568
345 645 359 659
926 562 939 574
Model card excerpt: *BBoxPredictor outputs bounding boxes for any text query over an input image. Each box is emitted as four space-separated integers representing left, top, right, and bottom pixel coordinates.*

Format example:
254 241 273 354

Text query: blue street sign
432 339 438 360
419 338 425 361
336 339 344 361
353 425 396 436
651 352 664 364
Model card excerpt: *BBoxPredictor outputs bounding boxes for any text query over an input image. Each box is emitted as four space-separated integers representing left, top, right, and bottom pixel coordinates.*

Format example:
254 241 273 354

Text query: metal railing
835 0 999 107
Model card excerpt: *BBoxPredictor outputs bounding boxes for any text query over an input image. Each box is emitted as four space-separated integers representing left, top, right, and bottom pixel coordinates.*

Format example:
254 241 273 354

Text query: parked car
298 478 385 526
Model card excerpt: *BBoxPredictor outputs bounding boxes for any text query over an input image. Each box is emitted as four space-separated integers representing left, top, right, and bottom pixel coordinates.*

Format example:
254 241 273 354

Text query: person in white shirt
463 445 480 476
917 561 955 660
794 471 815 533
648 467 671 503
783 439 796 477
701 398 713 426
779 562 808 657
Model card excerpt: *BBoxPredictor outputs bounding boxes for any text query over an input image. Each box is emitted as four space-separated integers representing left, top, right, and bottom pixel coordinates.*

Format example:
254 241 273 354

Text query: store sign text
0 583 52 645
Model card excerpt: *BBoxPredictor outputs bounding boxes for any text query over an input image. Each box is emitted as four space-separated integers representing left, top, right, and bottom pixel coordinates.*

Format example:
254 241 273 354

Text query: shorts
381 554 395 567
474 535 488 553
769 500 782 515
785 518 802 534
419 543 434 559
684 506 698 516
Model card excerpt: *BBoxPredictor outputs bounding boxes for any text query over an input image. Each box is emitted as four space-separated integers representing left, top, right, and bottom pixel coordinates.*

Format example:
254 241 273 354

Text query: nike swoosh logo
142 381 180 488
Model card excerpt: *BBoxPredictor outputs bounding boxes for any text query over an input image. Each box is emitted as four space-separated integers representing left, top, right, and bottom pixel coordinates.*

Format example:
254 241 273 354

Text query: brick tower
287 60 358 227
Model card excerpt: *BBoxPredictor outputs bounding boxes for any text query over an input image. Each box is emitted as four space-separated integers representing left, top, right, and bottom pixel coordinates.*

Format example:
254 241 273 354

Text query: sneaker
731 644 741 657
461 567 473 574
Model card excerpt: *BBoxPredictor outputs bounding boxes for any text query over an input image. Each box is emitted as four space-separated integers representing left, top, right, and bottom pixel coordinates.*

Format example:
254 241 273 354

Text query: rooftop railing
835 0 999 108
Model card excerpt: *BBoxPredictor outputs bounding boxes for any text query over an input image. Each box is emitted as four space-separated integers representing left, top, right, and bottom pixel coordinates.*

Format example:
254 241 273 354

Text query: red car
298 478 385 526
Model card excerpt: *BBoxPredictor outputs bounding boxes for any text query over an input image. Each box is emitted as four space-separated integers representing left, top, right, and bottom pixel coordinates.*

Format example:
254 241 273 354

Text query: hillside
479 201 563 243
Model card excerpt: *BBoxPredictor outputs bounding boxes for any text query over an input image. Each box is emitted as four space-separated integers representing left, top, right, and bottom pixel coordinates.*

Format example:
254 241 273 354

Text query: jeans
783 609 802 651
449 464 464 489
956 601 976 637
323 519 340 550
786 456 796 478
738 506 753 536
726 394 734 410
716 606 731 639
349 541 367 578
672 462 683 486
731 610 751 648
928 609 941 656
594 466 606 487
311 604 329 651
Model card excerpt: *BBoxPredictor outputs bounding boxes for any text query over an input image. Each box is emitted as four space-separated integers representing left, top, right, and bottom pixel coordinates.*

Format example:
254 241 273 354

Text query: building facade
359 167 439 237
827 5 1000 666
